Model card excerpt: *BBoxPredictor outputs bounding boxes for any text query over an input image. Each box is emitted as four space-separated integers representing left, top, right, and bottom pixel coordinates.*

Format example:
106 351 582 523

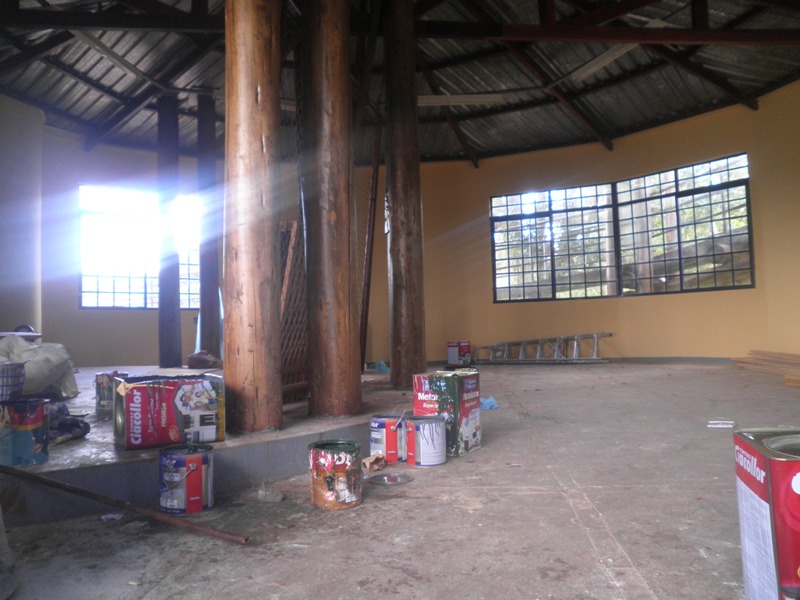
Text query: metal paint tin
735 428 800 597
369 413 406 463
0 398 49 467
95 370 127 416
406 415 446 466
159 444 214 515
308 440 362 510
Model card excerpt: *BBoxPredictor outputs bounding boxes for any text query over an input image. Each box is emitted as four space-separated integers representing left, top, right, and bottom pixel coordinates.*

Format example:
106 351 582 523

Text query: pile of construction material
736 351 800 388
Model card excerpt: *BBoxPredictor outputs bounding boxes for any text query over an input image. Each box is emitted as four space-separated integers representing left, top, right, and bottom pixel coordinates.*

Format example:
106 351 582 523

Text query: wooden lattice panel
280 221 308 402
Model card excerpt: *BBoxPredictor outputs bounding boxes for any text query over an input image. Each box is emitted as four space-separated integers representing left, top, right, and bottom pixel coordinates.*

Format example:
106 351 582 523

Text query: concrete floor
2 361 799 599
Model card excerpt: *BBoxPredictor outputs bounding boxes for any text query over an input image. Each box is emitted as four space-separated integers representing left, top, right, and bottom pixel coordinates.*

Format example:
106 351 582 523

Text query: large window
490 154 753 302
80 186 201 309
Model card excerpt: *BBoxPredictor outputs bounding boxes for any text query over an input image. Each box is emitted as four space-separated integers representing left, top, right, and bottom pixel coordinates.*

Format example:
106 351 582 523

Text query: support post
223 0 283 431
384 0 427 388
197 94 221 359
300 0 361 415
157 93 183 368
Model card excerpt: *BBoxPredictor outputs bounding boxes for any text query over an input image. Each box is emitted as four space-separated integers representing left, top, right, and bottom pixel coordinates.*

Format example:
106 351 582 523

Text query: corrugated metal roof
2 0 800 165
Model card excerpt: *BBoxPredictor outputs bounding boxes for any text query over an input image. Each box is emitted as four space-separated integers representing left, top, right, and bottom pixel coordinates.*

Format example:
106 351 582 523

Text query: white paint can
406 415 446 466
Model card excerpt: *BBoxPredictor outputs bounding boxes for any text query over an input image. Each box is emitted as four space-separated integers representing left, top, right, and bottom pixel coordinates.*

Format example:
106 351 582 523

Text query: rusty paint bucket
308 440 362 510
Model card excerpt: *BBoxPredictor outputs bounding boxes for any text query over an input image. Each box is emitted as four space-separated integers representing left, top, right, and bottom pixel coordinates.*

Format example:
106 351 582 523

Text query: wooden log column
300 0 361 415
384 0 427 388
197 94 221 358
157 93 183 368
223 0 283 431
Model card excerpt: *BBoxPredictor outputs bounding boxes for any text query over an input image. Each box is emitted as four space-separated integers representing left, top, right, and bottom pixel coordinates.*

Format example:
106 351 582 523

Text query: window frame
79 186 201 311
489 154 755 303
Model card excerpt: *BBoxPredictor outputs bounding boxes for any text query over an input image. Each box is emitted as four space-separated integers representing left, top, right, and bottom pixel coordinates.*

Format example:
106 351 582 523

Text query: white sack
0 334 79 398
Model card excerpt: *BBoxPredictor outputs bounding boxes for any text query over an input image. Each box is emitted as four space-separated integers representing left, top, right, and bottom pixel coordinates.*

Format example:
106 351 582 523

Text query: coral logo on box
465 378 477 391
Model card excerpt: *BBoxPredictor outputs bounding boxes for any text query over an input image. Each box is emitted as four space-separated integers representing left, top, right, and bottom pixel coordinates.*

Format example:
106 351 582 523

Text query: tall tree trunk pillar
157 93 183 368
223 0 283 431
384 0 427 388
300 0 361 415
197 94 221 359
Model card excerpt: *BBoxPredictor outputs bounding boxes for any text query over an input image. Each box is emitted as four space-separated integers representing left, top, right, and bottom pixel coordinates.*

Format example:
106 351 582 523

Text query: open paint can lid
369 473 413 486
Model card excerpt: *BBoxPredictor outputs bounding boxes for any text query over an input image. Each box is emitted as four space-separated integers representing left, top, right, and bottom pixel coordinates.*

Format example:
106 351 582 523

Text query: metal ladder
474 332 612 364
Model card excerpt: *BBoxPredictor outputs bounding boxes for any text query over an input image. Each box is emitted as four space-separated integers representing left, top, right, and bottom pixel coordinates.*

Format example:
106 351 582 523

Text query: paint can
308 440 362 510
0 398 49 467
406 415 446 466
95 370 128 416
369 413 406 463
159 444 214 515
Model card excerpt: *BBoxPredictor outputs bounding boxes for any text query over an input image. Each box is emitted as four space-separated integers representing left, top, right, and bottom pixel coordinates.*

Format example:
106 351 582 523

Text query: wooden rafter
743 0 800 14
692 0 710 30
458 0 613 150
416 49 480 167
0 30 74 76
539 0 557 26
4 7 800 46
645 45 758 110
352 0 382 134
84 37 219 150
564 0 661 28
561 0 761 111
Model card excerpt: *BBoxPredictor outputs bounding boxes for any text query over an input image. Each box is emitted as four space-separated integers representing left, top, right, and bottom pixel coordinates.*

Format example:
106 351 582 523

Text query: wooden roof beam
645 45 758 110
0 30 74 76
84 37 220 150
564 0 761 110
565 0 661 28
742 0 800 14
539 0 556 26
414 0 451 19
458 0 613 150
416 49 480 168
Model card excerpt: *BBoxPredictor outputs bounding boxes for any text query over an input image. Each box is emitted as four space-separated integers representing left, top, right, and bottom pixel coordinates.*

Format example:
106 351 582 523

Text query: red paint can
369 413 406 463
159 444 214 515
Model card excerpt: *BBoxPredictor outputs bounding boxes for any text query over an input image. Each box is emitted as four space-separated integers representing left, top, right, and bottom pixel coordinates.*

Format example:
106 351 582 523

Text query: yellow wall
2 80 799 366
364 80 800 362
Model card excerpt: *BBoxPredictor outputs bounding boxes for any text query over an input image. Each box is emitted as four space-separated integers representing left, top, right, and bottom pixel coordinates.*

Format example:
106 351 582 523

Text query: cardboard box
447 341 471 365
113 374 225 449
413 368 481 456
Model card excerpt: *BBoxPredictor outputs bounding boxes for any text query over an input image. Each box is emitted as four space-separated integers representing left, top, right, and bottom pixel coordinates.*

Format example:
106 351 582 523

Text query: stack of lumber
736 350 800 387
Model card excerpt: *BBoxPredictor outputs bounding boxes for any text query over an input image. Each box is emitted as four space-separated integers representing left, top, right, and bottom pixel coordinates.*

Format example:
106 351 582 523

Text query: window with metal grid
490 154 753 302
79 186 201 310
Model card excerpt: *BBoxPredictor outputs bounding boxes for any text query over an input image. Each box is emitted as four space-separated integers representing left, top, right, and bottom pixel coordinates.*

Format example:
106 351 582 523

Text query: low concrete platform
1 366 403 526
3 362 799 599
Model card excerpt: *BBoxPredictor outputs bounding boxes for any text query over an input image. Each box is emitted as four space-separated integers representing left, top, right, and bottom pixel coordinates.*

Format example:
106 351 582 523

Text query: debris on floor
362 452 386 474
186 350 223 369
480 396 499 410
256 483 284 504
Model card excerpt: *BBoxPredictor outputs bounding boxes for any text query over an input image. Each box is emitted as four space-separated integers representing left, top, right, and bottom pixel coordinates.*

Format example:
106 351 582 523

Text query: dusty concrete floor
4 362 800 599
